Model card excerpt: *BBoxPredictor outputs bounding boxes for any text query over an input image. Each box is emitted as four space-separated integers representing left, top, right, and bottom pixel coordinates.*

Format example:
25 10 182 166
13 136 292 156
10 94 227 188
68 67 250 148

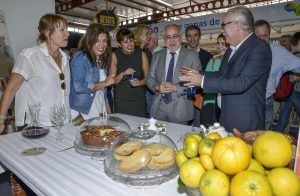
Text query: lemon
175 149 188 167
200 154 215 170
205 132 222 140
183 135 199 158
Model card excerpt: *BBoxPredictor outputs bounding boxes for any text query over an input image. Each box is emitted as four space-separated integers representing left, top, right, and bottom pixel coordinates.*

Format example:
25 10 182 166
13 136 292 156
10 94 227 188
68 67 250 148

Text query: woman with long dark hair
69 24 114 121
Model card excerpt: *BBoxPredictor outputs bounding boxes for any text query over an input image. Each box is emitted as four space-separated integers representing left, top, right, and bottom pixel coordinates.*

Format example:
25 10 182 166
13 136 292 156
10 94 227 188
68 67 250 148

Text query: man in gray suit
146 24 202 124
180 6 272 132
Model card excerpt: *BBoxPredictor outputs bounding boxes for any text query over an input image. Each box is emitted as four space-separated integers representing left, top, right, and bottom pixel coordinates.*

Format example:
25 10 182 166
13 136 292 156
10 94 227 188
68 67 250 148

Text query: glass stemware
50 104 65 142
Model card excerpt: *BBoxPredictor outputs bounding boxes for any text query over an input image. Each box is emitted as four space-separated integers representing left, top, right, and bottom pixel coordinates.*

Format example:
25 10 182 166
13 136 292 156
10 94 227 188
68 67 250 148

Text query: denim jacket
69 51 107 114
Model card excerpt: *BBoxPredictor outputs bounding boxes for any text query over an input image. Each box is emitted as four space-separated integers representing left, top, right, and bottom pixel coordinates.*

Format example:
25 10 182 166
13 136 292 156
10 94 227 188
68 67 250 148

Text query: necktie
164 52 176 104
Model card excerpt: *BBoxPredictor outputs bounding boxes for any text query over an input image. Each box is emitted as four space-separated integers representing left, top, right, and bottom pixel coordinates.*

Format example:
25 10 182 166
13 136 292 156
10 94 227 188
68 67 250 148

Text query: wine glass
50 104 65 142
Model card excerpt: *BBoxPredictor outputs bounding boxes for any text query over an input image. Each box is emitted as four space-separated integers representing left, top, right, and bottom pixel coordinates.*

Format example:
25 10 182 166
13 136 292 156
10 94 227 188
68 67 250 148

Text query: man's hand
124 68 135 76
179 71 203 87
156 82 176 93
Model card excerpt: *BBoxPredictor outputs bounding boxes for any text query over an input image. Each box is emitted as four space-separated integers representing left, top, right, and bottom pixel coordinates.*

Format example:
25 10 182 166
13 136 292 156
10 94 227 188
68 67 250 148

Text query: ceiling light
122 21 127 25
134 19 138 23
148 16 152 20
117 13 127 18
156 0 172 7
128 20 132 24
72 21 89 26
163 12 167 17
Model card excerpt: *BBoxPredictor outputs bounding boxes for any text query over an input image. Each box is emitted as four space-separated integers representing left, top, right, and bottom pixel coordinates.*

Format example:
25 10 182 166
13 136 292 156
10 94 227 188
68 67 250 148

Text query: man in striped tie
146 24 202 124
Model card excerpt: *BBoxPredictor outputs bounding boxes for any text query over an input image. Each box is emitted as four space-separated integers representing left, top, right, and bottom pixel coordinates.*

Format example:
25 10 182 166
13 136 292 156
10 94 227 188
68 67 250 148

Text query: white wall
0 0 54 60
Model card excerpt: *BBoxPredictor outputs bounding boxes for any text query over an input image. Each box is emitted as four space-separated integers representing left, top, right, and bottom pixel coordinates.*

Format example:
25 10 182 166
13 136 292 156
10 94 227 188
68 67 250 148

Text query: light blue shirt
266 44 300 98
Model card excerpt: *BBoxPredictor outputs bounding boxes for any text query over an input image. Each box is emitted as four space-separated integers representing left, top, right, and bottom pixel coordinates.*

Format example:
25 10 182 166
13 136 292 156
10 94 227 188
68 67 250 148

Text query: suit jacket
203 34 272 132
146 47 202 122
198 49 213 70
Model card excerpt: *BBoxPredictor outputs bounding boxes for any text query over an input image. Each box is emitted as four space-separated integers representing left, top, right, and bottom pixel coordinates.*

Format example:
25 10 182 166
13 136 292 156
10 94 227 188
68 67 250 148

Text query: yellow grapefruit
199 169 230 196
179 159 205 188
231 170 273 196
267 167 300 196
253 131 292 168
211 137 251 175
247 159 265 176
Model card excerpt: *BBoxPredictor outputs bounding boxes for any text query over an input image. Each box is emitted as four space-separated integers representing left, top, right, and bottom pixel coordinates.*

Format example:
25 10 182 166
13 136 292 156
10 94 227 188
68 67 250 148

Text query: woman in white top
0 14 70 133
69 24 114 121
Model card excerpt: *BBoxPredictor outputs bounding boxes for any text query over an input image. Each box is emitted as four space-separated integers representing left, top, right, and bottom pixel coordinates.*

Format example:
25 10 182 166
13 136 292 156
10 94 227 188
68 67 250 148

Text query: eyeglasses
221 21 237 29
59 73 66 90
165 34 180 41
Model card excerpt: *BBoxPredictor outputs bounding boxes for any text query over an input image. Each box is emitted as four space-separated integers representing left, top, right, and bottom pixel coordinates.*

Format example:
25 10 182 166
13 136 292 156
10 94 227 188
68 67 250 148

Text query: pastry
80 125 122 147
115 141 143 156
147 158 175 170
144 143 166 156
118 149 151 173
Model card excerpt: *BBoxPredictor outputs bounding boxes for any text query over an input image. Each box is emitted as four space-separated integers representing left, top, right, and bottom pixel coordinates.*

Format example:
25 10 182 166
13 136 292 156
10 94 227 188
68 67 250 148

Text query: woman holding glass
0 14 70 133
200 33 229 125
109 28 149 117
69 24 114 122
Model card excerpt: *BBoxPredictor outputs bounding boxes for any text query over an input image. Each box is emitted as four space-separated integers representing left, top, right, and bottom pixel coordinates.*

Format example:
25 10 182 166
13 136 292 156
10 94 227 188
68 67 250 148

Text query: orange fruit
205 132 222 140
267 167 300 196
211 137 251 175
183 135 199 158
198 138 216 156
231 170 273 196
253 131 292 168
175 149 188 167
180 159 205 188
199 169 230 196
200 154 215 170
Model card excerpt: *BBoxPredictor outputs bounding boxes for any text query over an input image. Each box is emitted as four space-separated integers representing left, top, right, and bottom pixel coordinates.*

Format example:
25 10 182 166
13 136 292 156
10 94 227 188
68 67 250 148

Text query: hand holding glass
50 105 65 141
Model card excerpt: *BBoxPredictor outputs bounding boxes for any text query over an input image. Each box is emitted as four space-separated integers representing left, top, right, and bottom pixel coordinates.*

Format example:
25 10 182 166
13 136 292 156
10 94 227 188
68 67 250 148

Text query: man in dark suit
185 25 212 127
146 24 201 124
180 6 272 132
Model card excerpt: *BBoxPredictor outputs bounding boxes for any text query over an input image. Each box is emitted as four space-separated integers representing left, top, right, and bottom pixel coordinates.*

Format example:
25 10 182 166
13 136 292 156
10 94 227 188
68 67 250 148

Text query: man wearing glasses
180 6 272 132
146 24 201 124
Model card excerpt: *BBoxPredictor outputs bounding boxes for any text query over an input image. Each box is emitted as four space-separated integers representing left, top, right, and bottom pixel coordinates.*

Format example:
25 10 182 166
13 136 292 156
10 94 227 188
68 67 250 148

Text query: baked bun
119 149 151 173
115 141 143 156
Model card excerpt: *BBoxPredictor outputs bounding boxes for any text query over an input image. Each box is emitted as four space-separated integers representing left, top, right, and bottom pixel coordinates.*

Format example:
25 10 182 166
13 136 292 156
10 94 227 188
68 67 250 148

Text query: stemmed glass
50 104 65 142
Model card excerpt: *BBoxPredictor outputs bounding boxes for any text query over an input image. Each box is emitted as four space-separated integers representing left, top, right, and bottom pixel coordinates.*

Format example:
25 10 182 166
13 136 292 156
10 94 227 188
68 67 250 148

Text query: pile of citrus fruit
176 131 300 196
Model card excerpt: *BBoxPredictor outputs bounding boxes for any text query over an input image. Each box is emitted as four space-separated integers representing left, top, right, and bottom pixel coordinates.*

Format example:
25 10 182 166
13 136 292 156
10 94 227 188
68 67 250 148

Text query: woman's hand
123 68 135 76
130 79 140 87
0 123 5 134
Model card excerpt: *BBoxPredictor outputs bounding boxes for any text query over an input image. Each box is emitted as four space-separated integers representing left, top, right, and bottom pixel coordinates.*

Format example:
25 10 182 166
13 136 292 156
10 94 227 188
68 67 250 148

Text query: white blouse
13 42 70 126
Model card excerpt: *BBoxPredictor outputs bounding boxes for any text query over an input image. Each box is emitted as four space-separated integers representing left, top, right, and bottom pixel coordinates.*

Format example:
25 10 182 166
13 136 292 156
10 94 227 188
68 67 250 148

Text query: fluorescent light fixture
72 21 89 26
117 13 127 18
147 16 151 20
156 0 172 7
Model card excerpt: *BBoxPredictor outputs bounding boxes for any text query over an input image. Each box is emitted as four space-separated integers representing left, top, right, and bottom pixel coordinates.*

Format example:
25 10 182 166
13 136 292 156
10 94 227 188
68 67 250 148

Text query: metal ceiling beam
147 0 172 8
105 0 147 12
125 0 161 11
55 0 96 14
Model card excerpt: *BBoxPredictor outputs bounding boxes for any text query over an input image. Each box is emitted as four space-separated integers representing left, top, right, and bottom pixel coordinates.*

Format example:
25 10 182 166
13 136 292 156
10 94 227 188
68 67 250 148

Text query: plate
21 126 49 138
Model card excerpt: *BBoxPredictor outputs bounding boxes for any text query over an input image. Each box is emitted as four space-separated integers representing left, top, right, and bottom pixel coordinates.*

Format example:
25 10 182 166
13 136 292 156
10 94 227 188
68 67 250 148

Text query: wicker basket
233 129 297 145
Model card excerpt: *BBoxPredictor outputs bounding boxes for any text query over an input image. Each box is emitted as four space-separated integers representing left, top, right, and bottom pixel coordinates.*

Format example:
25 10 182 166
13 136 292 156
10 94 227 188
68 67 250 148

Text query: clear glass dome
74 115 131 158
104 129 178 187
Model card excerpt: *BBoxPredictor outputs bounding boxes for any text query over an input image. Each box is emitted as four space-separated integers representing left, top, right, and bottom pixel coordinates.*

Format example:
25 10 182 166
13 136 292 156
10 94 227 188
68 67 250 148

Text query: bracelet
0 115 6 124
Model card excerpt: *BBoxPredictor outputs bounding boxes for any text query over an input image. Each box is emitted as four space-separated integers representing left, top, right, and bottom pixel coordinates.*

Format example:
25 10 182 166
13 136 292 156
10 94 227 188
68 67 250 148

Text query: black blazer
198 49 213 71
203 34 272 132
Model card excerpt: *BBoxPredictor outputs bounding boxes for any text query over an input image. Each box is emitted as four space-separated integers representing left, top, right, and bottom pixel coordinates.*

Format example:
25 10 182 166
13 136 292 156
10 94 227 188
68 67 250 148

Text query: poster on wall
0 9 14 83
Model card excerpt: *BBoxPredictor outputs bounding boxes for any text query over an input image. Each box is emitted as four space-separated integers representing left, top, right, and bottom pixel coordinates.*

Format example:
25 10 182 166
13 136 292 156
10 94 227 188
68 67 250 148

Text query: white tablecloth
0 113 199 196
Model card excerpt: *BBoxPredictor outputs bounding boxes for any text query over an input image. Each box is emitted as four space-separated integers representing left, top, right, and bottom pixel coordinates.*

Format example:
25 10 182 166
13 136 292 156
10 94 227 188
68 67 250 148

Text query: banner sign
94 8 118 32
149 1 300 36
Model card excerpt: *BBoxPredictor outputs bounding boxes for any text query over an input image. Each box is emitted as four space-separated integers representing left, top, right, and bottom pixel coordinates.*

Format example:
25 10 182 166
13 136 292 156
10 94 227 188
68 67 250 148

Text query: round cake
80 125 123 147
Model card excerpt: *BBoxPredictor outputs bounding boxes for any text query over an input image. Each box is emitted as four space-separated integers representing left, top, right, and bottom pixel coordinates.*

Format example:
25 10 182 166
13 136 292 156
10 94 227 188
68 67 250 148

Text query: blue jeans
275 90 300 132
265 96 274 130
